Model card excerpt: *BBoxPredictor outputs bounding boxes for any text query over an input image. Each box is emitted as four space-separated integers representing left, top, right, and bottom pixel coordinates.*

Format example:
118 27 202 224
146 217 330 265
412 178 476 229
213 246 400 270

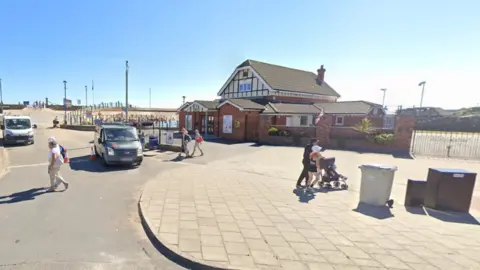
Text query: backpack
59 145 66 159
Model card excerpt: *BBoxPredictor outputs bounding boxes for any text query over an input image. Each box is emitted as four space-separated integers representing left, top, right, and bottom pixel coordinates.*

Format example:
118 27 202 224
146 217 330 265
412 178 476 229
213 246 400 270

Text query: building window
300 116 308 126
239 83 251 92
242 70 249 77
335 116 344 126
185 114 193 130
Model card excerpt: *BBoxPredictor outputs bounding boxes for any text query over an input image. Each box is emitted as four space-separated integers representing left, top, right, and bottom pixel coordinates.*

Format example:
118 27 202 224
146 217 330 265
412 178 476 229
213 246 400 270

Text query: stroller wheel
386 199 394 208
333 181 340 188
341 184 348 190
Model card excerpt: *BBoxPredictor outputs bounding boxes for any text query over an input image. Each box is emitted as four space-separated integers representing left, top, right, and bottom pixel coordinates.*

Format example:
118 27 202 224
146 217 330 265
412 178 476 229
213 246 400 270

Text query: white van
1 115 36 145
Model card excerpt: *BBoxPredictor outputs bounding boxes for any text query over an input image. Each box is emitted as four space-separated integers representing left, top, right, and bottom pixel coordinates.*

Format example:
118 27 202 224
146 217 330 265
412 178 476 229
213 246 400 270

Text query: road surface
0 109 183 270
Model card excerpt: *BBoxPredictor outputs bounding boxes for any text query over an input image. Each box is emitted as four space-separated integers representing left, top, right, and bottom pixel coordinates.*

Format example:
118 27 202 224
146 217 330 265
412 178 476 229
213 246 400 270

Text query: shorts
308 164 317 173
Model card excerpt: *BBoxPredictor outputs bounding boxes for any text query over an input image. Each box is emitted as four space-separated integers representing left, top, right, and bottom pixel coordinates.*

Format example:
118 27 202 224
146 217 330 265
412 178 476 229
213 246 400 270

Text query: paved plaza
140 145 480 270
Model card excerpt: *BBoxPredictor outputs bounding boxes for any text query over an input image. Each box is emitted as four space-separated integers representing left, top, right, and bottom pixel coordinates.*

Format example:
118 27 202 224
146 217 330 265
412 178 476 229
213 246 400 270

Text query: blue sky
1 0 479 109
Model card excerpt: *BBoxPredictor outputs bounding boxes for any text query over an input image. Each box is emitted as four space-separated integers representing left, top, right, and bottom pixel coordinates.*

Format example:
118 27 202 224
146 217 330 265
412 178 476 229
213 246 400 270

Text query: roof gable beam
217 66 274 96
182 101 209 112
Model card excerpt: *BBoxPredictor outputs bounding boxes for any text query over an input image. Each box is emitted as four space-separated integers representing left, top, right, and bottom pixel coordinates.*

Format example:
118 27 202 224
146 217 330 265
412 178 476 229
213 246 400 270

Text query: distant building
178 59 390 141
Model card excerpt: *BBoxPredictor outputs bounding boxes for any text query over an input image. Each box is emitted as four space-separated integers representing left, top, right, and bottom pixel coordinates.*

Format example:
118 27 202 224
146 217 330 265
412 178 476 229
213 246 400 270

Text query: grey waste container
358 164 397 207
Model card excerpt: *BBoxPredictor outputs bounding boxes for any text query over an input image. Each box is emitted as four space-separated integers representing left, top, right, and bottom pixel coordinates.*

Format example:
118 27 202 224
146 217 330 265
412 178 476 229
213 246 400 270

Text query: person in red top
192 129 204 156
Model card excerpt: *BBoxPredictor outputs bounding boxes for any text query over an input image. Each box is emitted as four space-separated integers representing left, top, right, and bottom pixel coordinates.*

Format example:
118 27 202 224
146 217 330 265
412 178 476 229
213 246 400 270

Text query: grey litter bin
358 164 398 207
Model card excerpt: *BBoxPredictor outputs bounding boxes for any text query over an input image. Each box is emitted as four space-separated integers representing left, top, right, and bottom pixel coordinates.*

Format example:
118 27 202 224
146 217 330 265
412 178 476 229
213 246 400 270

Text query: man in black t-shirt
296 138 318 188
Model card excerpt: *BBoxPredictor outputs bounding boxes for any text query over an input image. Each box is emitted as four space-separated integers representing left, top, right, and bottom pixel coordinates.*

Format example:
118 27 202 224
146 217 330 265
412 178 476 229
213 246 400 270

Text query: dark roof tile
238 60 340 97
314 101 382 114
220 99 265 110
195 100 220 110
262 103 322 114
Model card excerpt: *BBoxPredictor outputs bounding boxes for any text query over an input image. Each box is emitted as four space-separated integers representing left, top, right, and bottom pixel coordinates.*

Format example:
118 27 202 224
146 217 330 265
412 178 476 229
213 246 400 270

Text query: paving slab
139 145 480 269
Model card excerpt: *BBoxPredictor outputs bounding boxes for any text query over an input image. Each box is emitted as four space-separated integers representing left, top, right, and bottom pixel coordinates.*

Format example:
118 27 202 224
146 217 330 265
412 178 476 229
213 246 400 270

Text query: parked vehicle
93 123 143 166
1 115 36 145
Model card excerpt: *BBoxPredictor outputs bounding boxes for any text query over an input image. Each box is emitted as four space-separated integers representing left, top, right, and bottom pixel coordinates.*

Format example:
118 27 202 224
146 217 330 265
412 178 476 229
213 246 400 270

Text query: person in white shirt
47 137 69 191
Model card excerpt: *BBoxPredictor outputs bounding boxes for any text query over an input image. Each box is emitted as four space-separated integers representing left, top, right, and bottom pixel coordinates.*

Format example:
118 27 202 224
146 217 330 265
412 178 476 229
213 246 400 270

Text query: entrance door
207 116 214 134
201 116 206 134
201 116 215 135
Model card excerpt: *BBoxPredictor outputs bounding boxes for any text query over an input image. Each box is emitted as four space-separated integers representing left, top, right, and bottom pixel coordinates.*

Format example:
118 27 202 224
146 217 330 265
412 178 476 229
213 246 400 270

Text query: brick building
178 59 390 142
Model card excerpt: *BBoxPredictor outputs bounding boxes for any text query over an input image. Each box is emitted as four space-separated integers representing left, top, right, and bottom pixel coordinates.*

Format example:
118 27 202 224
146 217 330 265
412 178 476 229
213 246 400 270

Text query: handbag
195 136 203 143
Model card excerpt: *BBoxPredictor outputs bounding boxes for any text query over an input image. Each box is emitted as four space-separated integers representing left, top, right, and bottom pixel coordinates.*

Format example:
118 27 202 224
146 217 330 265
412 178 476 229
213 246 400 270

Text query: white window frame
335 116 344 126
300 116 308 126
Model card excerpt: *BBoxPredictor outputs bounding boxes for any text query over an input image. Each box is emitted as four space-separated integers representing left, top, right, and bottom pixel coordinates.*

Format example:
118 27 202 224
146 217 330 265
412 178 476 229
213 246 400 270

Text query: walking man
47 137 69 191
296 138 318 188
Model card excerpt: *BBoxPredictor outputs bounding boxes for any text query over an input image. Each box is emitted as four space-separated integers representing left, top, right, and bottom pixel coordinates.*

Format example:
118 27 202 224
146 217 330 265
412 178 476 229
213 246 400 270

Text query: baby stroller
318 157 349 190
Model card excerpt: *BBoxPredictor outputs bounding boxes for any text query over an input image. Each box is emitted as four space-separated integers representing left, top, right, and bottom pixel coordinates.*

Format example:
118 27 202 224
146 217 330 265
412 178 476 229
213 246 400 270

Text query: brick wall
328 115 415 153
257 114 415 154
332 115 384 128
178 111 185 131
393 115 415 150
218 103 248 141
329 126 367 140
316 115 333 146
245 111 261 141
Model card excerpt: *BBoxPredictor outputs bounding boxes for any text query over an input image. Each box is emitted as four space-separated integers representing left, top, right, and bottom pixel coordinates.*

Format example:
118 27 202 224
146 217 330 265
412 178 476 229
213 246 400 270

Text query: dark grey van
93 123 143 166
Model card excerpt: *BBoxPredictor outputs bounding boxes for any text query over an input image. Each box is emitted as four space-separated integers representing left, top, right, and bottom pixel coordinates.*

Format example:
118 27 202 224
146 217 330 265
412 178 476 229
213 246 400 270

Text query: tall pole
85 85 88 107
63 80 67 123
125 61 129 121
0 78 3 112
380 88 387 107
149 88 151 108
92 80 95 108
419 81 426 107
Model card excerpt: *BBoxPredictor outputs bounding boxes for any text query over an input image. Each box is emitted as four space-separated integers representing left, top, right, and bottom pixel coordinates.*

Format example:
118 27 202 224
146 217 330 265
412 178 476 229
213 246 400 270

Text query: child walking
306 145 323 192
192 129 204 156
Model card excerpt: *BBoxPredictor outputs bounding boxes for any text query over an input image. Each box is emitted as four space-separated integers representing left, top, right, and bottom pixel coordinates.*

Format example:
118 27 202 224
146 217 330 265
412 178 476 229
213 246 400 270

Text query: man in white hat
47 137 69 191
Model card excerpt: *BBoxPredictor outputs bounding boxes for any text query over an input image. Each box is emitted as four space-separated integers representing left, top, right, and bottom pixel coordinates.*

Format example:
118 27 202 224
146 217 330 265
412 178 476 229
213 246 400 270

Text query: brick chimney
317 65 326 84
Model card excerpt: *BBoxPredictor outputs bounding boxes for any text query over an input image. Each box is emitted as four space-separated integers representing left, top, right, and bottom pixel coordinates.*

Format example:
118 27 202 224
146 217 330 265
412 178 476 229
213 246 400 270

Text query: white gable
217 66 274 99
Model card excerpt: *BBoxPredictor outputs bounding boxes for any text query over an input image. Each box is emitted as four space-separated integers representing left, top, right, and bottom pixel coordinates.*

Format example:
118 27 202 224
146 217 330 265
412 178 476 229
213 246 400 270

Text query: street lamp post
149 88 151 109
63 80 67 123
92 80 95 109
380 88 387 107
125 61 129 121
0 78 3 113
85 85 88 107
418 81 426 107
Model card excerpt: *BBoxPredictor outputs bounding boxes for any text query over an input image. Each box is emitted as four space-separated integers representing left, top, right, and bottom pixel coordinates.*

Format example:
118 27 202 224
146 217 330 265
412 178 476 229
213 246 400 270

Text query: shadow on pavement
405 206 480 225
315 186 346 193
292 188 316 203
248 142 300 148
165 155 186 162
69 155 137 172
203 137 247 145
353 202 395 219
4 143 32 149
0 187 52 204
